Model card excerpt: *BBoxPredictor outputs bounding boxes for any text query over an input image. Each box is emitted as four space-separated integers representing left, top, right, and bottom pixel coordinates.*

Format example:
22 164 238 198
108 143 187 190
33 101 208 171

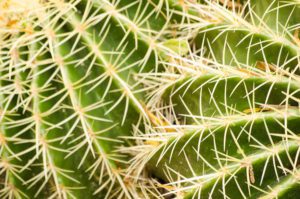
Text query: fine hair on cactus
1 0 300 198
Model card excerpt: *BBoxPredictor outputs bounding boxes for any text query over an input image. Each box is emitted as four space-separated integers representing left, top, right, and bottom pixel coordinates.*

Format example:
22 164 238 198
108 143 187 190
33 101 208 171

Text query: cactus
1 0 300 199
0 0 185 197
130 0 300 198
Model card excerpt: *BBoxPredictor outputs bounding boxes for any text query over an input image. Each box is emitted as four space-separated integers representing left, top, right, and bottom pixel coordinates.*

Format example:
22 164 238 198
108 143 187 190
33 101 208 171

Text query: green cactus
132 0 300 198
1 0 300 198
0 0 184 197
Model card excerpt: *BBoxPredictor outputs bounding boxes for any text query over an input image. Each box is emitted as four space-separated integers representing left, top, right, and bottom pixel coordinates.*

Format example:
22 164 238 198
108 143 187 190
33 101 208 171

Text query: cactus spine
1 0 300 198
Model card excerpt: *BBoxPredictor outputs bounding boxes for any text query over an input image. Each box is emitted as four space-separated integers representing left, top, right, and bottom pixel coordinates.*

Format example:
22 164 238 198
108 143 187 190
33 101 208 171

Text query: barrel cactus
1 0 300 198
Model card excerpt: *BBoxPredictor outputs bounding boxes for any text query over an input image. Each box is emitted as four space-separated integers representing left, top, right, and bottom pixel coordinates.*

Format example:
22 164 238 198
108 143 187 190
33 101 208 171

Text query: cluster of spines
129 0 300 198
0 0 189 198
2 0 300 198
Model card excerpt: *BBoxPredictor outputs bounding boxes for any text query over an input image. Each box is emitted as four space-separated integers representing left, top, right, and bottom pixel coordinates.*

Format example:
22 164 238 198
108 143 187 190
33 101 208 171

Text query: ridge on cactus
1 0 300 199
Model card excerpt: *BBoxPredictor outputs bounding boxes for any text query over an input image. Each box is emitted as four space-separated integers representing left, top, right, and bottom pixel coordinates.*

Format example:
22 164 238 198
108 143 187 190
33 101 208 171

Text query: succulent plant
1 0 300 198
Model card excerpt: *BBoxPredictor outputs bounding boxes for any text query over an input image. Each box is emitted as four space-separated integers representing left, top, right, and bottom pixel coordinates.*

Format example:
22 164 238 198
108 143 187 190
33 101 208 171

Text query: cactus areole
1 0 300 198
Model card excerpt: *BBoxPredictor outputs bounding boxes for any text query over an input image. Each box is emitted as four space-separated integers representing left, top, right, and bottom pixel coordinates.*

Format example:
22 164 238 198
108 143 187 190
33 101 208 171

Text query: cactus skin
131 0 300 199
1 0 300 199
0 0 186 198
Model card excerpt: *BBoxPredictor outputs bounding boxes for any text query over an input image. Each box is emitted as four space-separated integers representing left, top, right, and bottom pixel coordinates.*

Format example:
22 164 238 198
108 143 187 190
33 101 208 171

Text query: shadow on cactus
1 0 300 198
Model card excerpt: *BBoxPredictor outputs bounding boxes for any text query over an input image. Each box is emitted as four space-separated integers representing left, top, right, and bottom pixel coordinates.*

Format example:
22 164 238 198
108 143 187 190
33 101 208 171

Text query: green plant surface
147 111 300 198
1 0 300 199
159 75 300 122
0 0 188 198
129 0 300 198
